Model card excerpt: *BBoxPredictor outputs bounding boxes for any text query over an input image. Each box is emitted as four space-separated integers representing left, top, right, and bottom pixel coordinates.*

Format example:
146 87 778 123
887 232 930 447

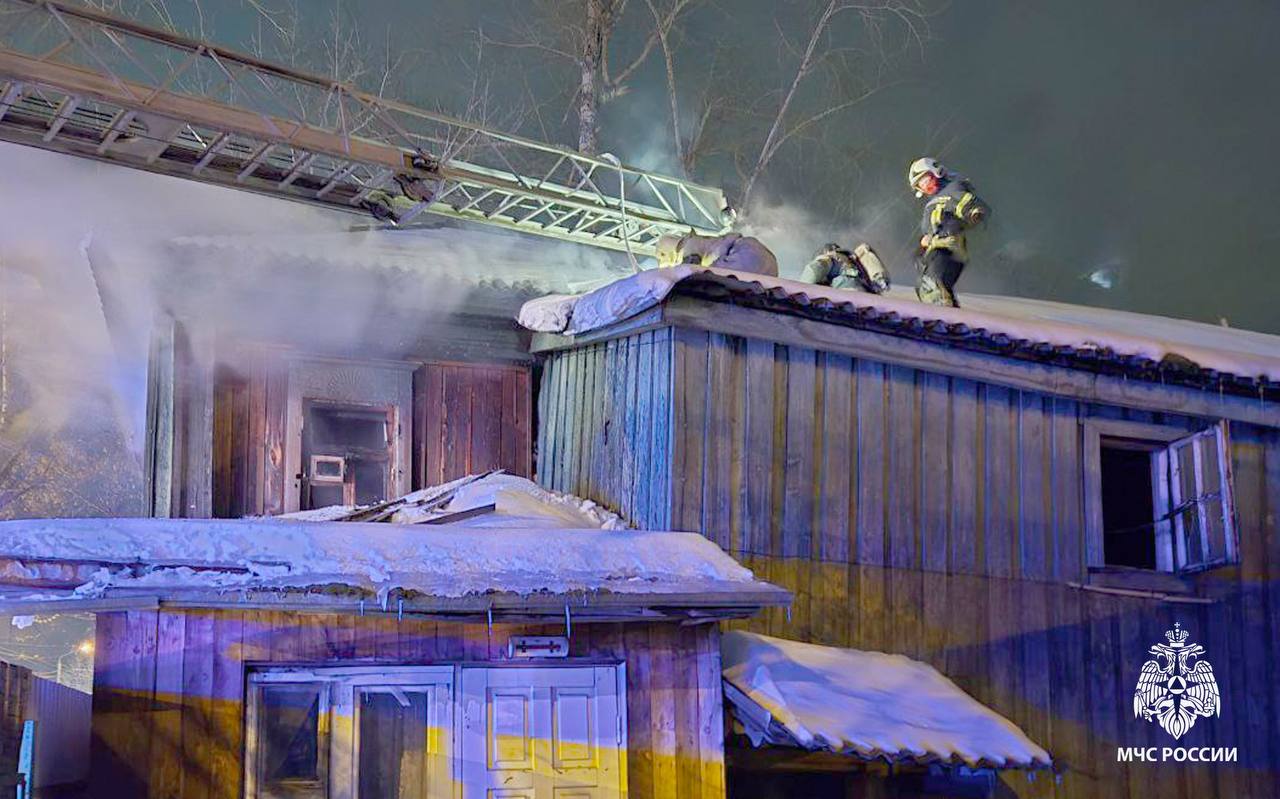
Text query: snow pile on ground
518 266 1280 382
0 517 756 602
278 473 626 530
721 631 1052 769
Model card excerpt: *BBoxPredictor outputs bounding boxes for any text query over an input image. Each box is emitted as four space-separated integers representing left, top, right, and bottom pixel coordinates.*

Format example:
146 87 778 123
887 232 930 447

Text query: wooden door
460 665 625 799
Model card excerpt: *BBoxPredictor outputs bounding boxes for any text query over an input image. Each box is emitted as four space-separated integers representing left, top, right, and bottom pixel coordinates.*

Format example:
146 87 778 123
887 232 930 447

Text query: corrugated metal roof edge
722 681 1057 772
674 273 1280 403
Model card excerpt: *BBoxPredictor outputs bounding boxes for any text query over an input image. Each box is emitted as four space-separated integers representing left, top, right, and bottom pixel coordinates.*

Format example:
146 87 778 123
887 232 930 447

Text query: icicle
397 598 404 621
487 607 493 635
564 604 572 639
359 598 365 616
786 606 792 623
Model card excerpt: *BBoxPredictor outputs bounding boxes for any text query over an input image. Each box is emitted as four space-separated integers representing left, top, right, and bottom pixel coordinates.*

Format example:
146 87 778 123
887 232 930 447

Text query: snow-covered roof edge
518 267 1280 390
722 631 1054 771
0 518 790 619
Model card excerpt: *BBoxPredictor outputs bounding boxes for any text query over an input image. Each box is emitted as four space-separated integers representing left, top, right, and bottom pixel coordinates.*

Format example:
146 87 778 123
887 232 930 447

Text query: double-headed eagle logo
1133 622 1220 740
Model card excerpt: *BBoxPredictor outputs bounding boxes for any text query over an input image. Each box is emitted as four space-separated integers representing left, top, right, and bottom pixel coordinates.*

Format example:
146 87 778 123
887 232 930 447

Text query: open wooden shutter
1162 423 1236 572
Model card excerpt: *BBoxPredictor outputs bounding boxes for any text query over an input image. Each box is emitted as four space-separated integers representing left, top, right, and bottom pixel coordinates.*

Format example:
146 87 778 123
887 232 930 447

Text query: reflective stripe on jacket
920 178 989 263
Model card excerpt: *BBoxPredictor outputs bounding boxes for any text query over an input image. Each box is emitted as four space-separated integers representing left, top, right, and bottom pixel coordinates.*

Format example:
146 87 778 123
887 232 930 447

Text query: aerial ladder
0 0 731 255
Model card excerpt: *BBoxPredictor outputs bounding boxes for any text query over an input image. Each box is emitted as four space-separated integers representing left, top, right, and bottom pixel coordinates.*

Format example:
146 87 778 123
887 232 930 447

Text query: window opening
301 402 393 509
1098 423 1236 574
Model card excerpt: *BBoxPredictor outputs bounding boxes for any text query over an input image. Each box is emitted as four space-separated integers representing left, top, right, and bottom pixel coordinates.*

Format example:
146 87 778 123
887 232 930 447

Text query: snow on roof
722 631 1053 771
518 266 1280 385
280 473 628 529
0 517 779 610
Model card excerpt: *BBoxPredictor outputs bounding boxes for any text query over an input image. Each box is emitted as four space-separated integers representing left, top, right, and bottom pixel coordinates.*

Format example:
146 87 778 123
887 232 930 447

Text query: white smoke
0 141 622 518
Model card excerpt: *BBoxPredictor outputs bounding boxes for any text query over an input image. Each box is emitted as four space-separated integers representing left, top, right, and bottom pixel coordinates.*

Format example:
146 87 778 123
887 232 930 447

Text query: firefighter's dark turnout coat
920 177 989 263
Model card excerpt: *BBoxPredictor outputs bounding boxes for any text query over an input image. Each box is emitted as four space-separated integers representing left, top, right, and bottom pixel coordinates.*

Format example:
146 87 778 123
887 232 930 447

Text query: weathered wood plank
919 371 950 573
1051 397 1083 581
887 365 919 570
515 368 533 477
949 378 980 574
694 625 726 799
178 610 214 799
619 334 642 525
818 353 853 563
853 563 887 654
90 612 132 796
673 624 701 799
540 356 564 490
889 565 923 660
649 624 678 799
673 328 709 533
742 339 776 555
1018 391 1050 581
649 329 674 531
1018 582 1052 799
469 370 502 474
855 359 888 567
1047 586 1089 797
624 625 655 799
704 333 738 551
247 352 267 516
983 385 1015 578
208 610 244 799
441 365 471 481
150 611 186 799
633 332 655 528
579 342 601 502
782 346 817 559
423 363 446 487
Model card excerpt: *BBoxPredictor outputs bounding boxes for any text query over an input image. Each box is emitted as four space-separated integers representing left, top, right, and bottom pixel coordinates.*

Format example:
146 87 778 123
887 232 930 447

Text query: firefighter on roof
800 242 890 294
909 157 990 307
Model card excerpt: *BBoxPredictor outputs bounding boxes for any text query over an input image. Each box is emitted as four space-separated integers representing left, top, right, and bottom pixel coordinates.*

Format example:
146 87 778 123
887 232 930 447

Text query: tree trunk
577 0 606 154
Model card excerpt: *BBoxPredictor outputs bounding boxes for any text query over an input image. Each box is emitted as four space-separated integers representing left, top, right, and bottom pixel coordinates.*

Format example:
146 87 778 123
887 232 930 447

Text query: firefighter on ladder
908 157 990 307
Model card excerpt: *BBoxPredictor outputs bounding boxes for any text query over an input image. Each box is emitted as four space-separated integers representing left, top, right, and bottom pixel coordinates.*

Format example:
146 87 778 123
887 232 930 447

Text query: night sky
49 0 1279 334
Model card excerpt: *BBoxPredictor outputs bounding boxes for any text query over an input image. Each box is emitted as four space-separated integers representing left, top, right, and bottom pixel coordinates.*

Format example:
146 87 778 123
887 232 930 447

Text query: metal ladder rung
42 94 78 141
0 82 21 124
192 131 230 173
235 142 274 182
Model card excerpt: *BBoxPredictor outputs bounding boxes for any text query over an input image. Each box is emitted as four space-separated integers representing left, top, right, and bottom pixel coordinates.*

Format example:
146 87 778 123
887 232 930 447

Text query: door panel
461 666 625 799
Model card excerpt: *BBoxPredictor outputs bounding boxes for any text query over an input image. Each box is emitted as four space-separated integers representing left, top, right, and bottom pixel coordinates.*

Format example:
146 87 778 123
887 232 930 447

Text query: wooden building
0 517 789 799
531 268 1280 798
136 227 555 521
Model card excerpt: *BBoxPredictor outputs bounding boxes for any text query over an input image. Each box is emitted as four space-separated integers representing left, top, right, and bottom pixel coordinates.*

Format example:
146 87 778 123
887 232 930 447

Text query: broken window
250 682 329 799
1100 422 1236 574
247 667 453 799
302 402 393 510
357 687 434 799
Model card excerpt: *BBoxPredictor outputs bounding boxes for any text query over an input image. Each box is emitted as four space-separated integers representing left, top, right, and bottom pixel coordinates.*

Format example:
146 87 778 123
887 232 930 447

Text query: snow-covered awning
722 631 1052 771
519 266 1280 389
0 517 789 622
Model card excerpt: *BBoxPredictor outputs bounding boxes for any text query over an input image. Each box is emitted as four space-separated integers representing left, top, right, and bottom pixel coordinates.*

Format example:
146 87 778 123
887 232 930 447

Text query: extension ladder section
0 0 730 254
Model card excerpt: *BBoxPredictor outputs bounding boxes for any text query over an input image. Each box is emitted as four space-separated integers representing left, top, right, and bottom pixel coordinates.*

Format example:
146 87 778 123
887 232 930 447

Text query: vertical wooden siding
211 348 287 519
213 358 533 516
536 329 674 531
89 610 723 799
539 324 1280 799
413 362 534 488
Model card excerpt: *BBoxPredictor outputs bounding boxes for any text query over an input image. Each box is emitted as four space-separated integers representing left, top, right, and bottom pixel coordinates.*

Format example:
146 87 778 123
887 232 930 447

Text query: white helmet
908 157 946 196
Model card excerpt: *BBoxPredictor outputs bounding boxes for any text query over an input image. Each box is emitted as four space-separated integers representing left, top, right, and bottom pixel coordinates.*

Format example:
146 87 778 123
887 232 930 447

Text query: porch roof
0 517 789 623
722 631 1054 772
